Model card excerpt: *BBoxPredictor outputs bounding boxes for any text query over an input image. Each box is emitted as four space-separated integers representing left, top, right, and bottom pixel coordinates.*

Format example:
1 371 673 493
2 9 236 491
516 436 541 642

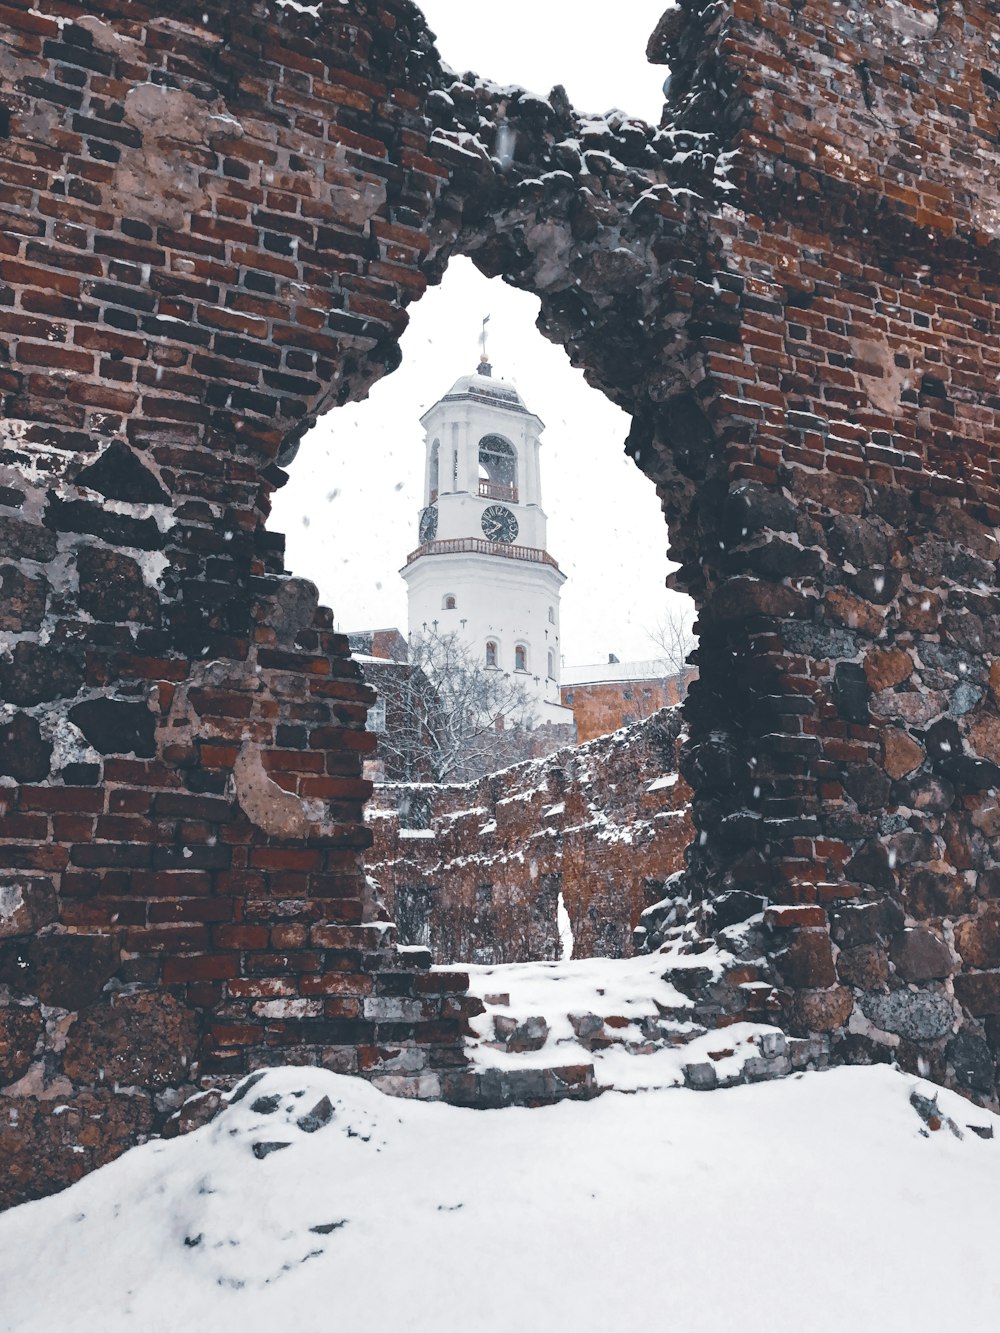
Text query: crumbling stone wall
367 708 693 963
4 0 1000 1205
420 0 1000 1101
0 0 472 1209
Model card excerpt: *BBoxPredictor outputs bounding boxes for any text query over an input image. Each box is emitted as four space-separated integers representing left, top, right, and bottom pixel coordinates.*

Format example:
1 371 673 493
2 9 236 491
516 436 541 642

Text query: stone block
890 929 953 982
968 713 1000 763
861 989 956 1041
743 1053 792 1081
0 566 47 632
64 992 198 1088
773 930 837 989
493 1014 549 1053
683 1061 718 1090
0 1003 43 1086
764 905 826 930
832 666 874 730
954 911 1000 970
864 648 913 692
68 697 156 757
76 546 159 624
0 642 83 714
0 935 118 1010
789 987 854 1034
74 440 170 504
0 876 58 939
0 1090 154 1212
0 714 52 783
824 589 885 636
954 973 1000 1016
0 516 57 563
902 869 974 919
946 1033 995 1094
837 945 889 989
881 727 925 779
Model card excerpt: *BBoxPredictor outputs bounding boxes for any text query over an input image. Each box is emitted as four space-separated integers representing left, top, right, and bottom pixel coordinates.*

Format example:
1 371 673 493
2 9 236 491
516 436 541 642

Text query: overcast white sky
270 1 692 667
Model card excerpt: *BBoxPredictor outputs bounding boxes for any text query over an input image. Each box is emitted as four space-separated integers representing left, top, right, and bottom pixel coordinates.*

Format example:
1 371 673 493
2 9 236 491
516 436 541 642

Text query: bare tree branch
374 629 539 783
645 602 697 678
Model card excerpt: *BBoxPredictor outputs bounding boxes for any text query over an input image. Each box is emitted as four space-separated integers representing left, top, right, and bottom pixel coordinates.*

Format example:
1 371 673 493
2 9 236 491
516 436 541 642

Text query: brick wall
0 0 470 1209
424 0 1000 1102
367 707 693 963
4 0 1000 1206
563 668 696 744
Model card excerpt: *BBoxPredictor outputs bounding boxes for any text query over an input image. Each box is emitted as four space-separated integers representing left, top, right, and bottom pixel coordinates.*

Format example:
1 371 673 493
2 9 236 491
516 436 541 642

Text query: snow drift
1 1062 998 1332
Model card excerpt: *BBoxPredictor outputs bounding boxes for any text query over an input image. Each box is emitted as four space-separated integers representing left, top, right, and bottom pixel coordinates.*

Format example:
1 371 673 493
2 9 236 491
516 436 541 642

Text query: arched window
547 650 555 679
429 439 439 498
478 434 517 501
442 594 457 611
485 640 498 668
515 644 527 672
548 606 555 624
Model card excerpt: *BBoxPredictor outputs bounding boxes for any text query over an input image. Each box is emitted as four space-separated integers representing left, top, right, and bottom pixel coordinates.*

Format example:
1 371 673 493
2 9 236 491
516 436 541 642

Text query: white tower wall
401 360 573 727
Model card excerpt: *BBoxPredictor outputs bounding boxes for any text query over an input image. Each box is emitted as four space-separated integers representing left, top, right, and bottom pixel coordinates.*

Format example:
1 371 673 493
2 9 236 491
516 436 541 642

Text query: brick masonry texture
366 708 693 964
3 0 1000 1204
563 668 696 744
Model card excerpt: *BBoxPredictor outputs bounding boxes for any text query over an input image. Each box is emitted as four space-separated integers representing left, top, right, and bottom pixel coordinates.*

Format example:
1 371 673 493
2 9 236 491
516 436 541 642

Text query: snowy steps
451 930 798 1106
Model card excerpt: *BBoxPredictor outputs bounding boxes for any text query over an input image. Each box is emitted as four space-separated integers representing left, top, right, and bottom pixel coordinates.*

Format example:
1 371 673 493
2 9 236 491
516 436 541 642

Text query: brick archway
4 0 1000 1207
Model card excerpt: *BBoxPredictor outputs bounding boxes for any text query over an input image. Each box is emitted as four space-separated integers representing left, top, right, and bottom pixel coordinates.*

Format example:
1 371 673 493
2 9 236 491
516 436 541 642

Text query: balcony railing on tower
405 537 560 571
478 479 518 503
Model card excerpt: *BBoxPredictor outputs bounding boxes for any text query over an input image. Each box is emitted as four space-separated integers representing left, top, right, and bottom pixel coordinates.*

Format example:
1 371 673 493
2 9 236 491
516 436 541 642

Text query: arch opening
478 434 518 501
270 253 699 971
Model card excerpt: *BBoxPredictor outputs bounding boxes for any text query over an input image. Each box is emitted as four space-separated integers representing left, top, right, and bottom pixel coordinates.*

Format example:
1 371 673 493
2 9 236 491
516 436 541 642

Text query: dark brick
0 714 52 783
0 935 118 1009
0 641 84 706
74 440 170 504
68 697 156 757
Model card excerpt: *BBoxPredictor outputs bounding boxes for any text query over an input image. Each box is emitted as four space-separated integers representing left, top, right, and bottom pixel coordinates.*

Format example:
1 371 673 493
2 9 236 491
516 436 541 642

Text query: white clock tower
401 353 573 727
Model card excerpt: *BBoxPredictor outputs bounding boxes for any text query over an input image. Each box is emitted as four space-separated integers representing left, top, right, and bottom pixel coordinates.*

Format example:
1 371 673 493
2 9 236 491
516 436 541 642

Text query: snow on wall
366 708 693 963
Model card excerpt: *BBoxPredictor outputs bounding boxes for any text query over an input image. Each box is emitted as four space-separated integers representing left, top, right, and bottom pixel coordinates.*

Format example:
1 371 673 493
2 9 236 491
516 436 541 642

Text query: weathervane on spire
478 314 492 377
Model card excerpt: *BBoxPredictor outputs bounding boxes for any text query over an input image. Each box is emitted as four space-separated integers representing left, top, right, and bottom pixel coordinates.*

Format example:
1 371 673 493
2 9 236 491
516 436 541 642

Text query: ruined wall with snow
5 0 1000 1207
366 708 693 964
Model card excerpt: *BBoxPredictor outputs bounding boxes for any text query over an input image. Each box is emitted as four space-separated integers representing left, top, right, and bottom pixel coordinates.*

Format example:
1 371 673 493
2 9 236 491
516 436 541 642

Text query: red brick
162 955 239 984
213 925 269 950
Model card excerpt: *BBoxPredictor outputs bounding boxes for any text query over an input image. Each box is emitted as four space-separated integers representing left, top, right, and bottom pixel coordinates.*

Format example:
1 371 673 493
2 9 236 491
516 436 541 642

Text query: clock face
481 504 518 543
419 506 438 543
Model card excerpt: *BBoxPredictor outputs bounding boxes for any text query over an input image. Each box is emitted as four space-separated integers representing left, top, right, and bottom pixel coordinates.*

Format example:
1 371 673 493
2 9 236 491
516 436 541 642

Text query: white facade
401 359 573 727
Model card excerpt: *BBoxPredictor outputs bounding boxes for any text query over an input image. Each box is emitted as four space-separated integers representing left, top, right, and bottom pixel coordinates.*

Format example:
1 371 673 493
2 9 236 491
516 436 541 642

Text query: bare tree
593 600 699 728
646 600 698 678
374 629 539 784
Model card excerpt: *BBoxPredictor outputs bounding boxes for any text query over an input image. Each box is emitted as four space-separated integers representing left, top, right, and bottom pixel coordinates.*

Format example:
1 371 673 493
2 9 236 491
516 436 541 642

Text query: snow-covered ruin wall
367 708 693 964
5 0 1000 1205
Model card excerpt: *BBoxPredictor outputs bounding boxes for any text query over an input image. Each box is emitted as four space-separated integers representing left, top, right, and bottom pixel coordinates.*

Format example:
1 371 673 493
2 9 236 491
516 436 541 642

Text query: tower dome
439 360 531 415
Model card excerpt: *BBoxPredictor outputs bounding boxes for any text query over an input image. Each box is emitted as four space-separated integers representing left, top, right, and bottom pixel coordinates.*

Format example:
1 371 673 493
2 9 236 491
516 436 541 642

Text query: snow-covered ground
1 1063 997 1332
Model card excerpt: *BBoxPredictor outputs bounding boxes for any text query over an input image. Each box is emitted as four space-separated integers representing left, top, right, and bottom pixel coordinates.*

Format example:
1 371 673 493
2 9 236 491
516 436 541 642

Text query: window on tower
485 640 498 668
478 434 518 503
514 644 527 672
547 650 555 679
548 606 555 624
443 594 457 610
429 439 440 500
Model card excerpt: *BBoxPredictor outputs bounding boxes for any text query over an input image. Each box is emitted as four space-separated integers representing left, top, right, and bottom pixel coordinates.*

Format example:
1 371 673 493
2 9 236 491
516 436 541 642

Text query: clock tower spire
401 352 572 727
